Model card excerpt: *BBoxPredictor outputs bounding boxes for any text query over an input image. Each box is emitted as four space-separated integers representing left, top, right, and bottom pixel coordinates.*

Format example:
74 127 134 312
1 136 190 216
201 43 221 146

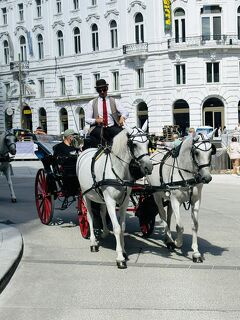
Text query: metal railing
123 42 148 55
168 35 240 50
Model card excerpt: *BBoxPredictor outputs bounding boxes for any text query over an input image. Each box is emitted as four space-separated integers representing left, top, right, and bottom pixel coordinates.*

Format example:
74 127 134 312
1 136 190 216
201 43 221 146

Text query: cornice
86 13 100 23
52 20 65 29
127 1 146 13
68 17 82 26
14 25 28 35
32 24 44 33
104 9 120 19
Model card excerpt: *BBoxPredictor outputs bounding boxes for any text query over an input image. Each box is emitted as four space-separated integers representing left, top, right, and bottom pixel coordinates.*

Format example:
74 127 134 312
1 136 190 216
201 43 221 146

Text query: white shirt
85 96 129 127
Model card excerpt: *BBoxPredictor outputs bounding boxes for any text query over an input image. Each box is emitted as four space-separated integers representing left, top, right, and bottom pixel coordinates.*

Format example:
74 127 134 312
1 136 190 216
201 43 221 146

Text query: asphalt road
0 174 240 320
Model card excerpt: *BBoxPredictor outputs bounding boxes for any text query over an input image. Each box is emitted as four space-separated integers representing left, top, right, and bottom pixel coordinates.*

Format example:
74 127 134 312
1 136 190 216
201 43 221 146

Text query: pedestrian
34 126 46 135
85 79 129 147
218 126 222 137
188 127 196 137
172 133 182 147
222 126 227 134
227 136 240 174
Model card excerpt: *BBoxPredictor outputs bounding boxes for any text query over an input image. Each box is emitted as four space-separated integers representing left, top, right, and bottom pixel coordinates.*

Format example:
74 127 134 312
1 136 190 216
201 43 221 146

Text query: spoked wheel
77 193 90 239
35 169 55 225
140 217 155 238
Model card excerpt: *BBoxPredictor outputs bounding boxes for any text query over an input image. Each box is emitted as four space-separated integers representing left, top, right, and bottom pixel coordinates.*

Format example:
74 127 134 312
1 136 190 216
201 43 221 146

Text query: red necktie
102 97 108 127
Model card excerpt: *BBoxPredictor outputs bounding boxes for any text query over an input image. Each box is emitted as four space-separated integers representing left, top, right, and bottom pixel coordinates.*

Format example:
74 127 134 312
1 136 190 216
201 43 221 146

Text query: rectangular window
18 3 24 21
73 0 79 10
39 79 45 97
5 83 10 99
202 17 210 41
36 0 42 18
2 7 7 25
112 71 119 91
213 16 221 40
136 68 144 88
176 64 186 85
92 0 97 5
56 0 62 14
76 75 83 94
60 77 66 95
94 73 100 83
206 62 219 83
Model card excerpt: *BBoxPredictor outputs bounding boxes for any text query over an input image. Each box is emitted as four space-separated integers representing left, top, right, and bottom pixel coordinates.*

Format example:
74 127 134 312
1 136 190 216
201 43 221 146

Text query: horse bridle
191 140 214 171
4 132 16 153
127 130 149 162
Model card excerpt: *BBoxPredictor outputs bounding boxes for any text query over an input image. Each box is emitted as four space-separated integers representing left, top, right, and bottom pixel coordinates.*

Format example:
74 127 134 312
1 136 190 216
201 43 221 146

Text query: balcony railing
168 35 240 50
123 42 148 55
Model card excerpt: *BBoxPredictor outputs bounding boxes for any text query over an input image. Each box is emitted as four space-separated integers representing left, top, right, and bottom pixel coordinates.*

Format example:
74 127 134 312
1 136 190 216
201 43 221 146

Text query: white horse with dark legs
0 131 17 202
147 133 216 262
76 127 153 268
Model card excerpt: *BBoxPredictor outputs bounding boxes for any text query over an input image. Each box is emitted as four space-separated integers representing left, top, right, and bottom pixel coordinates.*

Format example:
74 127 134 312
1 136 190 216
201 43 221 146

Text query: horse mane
111 129 128 158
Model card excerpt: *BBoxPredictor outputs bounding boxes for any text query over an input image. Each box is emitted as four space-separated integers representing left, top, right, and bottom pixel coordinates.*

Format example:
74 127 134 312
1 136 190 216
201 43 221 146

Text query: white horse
76 127 153 268
0 131 17 202
147 133 216 262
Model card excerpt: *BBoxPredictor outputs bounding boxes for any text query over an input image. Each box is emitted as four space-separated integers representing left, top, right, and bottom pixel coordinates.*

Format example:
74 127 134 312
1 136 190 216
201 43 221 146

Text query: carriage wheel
77 193 90 239
140 217 155 238
35 169 54 225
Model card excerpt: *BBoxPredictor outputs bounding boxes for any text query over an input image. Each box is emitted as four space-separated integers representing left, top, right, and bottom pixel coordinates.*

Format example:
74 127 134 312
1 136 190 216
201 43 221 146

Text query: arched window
57 30 64 56
79 108 85 130
174 8 185 43
60 108 68 132
92 24 99 51
3 40 9 64
110 20 118 48
39 107 47 132
137 102 148 128
74 27 81 54
37 34 44 60
20 35 27 61
135 13 144 44
173 100 189 136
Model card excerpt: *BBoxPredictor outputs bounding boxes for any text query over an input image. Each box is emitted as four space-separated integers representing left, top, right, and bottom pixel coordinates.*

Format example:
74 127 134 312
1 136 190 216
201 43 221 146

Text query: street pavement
1 161 240 319
0 160 42 293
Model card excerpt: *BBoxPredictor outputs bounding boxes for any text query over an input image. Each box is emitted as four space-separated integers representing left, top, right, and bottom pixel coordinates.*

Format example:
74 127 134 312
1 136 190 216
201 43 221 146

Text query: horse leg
4 167 16 203
154 193 175 249
191 198 203 263
104 194 126 269
85 197 99 252
170 197 184 249
100 204 110 238
118 196 130 261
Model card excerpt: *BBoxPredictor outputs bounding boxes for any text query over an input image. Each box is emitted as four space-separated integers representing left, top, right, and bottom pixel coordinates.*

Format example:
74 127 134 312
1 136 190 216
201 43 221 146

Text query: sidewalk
0 223 23 294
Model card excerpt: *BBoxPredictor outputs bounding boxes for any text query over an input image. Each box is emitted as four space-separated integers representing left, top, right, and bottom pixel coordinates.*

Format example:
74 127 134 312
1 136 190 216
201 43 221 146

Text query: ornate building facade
1 0 240 135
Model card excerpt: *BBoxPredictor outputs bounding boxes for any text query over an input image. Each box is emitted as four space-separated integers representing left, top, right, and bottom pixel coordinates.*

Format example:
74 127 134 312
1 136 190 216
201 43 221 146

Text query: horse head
4 131 17 155
192 134 214 184
124 125 153 176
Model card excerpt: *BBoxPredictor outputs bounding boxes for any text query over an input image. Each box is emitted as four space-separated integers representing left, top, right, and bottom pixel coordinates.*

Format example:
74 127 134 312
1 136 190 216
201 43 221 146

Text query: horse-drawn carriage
33 128 216 268
33 133 156 238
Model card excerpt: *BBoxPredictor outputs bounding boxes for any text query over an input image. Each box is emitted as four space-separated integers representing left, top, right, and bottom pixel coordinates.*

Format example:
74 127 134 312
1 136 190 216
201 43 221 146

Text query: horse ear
207 128 217 140
141 120 148 132
123 124 133 135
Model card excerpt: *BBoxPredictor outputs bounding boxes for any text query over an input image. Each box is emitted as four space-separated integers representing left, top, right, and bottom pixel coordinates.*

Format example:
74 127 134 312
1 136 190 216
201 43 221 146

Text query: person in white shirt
85 79 129 147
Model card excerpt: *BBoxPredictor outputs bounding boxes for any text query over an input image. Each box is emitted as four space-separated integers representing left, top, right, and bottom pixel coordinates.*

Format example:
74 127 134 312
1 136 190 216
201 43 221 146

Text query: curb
0 224 24 294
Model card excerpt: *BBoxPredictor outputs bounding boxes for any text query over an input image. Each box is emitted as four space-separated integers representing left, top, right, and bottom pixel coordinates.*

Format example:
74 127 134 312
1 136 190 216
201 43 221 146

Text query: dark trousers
90 125 123 146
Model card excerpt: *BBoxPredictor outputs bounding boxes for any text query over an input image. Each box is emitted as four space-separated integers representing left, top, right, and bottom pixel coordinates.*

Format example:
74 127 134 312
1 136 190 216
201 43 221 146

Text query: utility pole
18 54 23 110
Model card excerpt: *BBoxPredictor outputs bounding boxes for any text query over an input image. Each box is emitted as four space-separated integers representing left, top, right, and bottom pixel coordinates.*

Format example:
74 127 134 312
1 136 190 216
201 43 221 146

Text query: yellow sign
23 109 32 115
163 0 171 32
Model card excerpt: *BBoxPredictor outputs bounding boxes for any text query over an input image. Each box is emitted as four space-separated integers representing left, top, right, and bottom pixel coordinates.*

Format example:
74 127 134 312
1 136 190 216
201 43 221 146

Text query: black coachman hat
95 79 109 88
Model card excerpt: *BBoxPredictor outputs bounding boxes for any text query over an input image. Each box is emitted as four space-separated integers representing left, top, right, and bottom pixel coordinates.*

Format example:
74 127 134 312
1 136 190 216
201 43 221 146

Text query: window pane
213 17 221 40
176 65 180 84
213 62 219 82
181 19 186 42
207 63 212 82
202 17 210 40
238 16 240 39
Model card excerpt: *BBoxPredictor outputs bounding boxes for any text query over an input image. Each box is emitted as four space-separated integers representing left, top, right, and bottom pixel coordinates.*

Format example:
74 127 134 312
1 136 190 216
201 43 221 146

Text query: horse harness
82 130 149 205
0 132 16 162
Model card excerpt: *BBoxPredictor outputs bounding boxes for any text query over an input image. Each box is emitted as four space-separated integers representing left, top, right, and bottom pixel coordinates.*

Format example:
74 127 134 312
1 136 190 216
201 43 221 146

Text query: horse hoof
166 242 176 250
116 260 127 269
90 245 99 252
11 199 17 203
123 253 129 261
193 256 203 263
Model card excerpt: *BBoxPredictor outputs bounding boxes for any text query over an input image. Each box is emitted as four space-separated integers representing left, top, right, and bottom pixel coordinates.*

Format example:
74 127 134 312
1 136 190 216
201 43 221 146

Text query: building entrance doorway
203 98 224 133
22 105 32 131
